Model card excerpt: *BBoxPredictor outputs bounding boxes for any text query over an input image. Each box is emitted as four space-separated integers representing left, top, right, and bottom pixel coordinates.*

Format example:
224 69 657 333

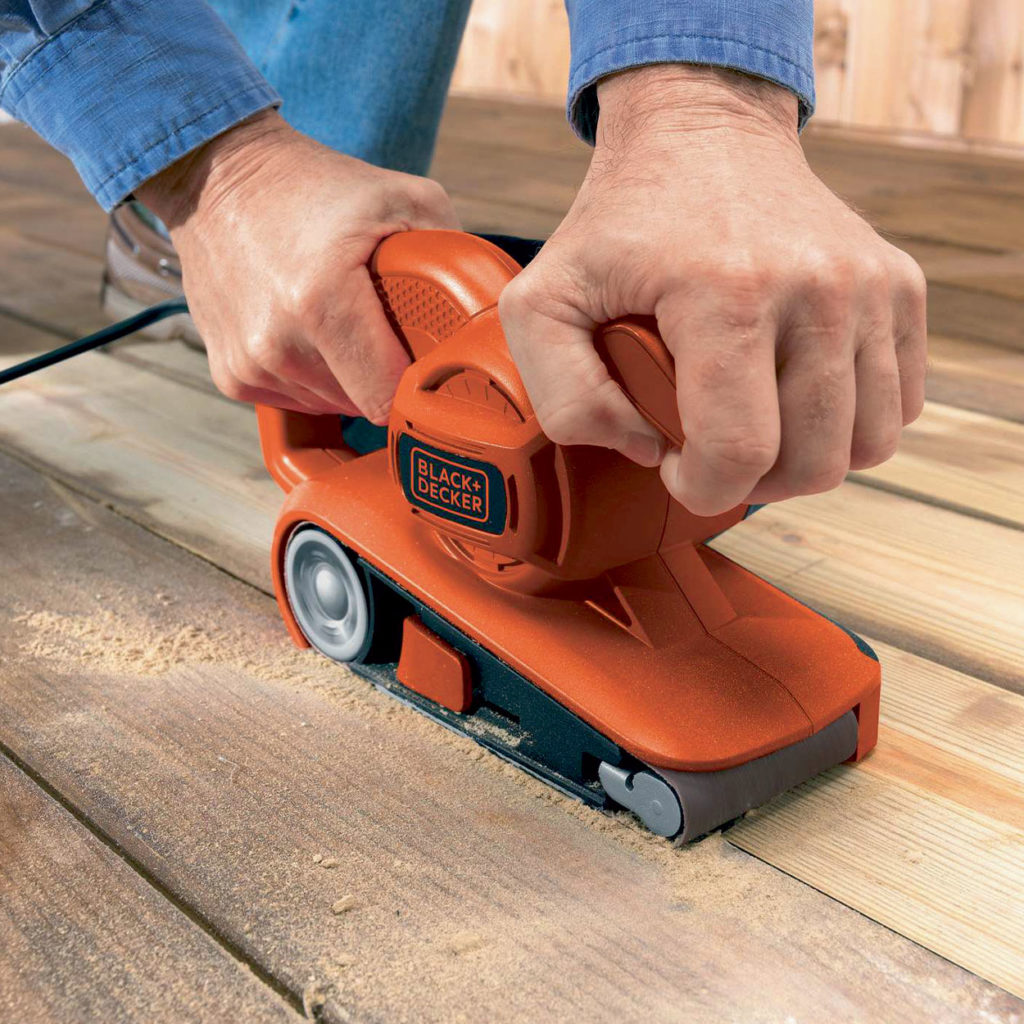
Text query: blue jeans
207 0 472 174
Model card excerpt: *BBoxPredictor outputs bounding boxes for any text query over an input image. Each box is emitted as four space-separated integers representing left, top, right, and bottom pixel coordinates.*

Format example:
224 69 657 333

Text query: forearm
0 0 279 210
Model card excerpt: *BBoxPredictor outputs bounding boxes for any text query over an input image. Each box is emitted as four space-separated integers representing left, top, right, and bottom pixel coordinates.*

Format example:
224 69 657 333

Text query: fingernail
625 432 666 468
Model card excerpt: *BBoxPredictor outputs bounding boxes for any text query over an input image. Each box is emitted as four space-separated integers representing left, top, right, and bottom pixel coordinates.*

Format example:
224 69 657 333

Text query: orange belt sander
256 230 881 841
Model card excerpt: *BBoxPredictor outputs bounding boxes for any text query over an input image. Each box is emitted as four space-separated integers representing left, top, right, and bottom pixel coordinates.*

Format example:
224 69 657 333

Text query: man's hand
498 66 927 515
137 110 459 420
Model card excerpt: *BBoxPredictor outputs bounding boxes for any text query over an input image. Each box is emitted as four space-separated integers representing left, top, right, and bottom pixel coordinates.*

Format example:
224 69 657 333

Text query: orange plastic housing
256 231 880 774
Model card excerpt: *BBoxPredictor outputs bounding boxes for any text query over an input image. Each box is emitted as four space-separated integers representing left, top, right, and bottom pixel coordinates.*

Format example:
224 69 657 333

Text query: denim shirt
0 0 814 211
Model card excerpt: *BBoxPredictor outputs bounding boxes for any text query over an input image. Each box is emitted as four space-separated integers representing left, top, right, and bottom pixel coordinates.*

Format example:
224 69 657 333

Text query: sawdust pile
13 596 719 887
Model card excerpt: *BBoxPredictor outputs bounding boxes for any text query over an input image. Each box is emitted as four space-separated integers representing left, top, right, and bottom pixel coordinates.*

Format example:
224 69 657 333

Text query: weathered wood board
730 638 1024 1000
1 451 1018 1023
0 757 301 1024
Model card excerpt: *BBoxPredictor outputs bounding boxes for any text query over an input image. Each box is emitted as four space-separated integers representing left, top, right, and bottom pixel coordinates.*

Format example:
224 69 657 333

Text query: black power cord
0 234 545 389
0 296 189 386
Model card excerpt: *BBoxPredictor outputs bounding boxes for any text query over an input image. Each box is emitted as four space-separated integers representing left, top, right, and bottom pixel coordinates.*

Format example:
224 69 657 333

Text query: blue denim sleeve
565 0 815 143
0 0 280 210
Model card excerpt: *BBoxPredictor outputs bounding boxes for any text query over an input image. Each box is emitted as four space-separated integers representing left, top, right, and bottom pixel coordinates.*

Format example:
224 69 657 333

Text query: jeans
206 0 471 175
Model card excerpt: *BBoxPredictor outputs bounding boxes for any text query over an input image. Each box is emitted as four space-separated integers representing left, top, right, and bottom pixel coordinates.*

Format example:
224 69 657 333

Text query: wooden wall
450 0 1024 147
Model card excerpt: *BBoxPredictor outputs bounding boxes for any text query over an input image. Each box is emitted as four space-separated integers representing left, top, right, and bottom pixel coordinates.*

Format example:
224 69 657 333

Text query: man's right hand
137 110 460 420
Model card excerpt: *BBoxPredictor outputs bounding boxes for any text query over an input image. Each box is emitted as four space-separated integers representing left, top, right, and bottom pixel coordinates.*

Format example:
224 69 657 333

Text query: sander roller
258 230 880 840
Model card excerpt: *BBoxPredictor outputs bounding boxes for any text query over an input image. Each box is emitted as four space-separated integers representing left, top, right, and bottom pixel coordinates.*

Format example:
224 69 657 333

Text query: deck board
0 755 301 1024
0 450 1016 1023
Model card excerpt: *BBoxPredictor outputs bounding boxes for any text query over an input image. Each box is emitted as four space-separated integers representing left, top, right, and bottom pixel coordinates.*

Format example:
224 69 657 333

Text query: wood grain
851 399 1024 528
729 637 1024 1000
711 485 1024 692
0 757 300 1024
3 99 1024 1012
926 334 1024 423
0 450 1016 1024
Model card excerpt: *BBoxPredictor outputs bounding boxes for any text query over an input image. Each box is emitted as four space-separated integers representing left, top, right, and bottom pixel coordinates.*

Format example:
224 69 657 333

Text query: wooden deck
1 96 1023 1023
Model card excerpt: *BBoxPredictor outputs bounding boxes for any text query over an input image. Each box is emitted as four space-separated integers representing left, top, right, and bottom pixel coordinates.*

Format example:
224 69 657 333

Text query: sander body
257 230 880 840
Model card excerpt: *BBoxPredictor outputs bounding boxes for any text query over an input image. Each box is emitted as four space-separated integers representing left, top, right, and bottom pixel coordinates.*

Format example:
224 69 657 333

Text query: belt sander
256 230 881 840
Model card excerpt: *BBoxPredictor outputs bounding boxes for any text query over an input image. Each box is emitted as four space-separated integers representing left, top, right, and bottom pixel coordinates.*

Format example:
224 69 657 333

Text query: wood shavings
330 895 358 915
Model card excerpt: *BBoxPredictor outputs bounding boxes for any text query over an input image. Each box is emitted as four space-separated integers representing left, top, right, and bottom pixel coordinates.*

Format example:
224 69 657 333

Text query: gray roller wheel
284 527 370 663
598 762 683 837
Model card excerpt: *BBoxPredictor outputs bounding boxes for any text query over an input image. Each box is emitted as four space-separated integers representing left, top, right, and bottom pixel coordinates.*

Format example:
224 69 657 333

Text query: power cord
0 296 189 386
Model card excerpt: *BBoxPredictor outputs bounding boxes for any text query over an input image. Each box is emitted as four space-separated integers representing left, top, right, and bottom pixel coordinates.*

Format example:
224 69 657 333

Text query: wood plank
711 485 1024 693
926 334 1024 423
851 400 1024 528
729 637 1024 1000
0 229 107 337
0 327 279 590
0 123 92 201
0 756 301 1024
2 452 1007 1023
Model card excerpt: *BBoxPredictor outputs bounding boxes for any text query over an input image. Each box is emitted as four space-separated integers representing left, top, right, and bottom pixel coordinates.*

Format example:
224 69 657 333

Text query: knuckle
855 255 889 292
497 276 531 322
244 332 288 374
404 176 453 219
852 432 900 469
537 379 623 448
210 368 252 404
418 176 449 207
898 253 928 305
698 433 778 477
802 254 856 312
706 262 776 327
794 457 850 494
361 401 392 424
283 276 317 319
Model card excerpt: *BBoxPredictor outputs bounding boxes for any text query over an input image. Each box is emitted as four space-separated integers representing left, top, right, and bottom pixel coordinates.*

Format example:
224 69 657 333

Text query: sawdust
330 895 358 915
15 609 222 677
444 931 487 956
12 596 736 902
4 599 844 908
12 598 677 853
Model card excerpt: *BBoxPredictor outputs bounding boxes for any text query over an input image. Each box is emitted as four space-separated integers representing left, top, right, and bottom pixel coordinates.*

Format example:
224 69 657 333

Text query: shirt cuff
565 0 815 144
1 0 281 211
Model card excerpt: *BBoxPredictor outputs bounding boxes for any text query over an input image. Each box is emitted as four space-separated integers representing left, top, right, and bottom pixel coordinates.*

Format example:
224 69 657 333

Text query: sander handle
257 230 687 492
480 234 686 448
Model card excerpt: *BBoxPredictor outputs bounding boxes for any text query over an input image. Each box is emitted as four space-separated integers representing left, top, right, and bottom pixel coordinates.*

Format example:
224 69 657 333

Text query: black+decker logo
397 434 506 535
411 445 489 522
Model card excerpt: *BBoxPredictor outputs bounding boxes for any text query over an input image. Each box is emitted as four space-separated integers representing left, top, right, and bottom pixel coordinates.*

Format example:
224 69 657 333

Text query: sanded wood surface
730 638 1024 999
3 452 1011 1024
2 98 1024 1018
0 757 300 1024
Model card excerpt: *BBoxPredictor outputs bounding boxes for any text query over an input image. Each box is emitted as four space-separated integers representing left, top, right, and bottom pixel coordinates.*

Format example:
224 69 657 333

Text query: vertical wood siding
450 0 1024 146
